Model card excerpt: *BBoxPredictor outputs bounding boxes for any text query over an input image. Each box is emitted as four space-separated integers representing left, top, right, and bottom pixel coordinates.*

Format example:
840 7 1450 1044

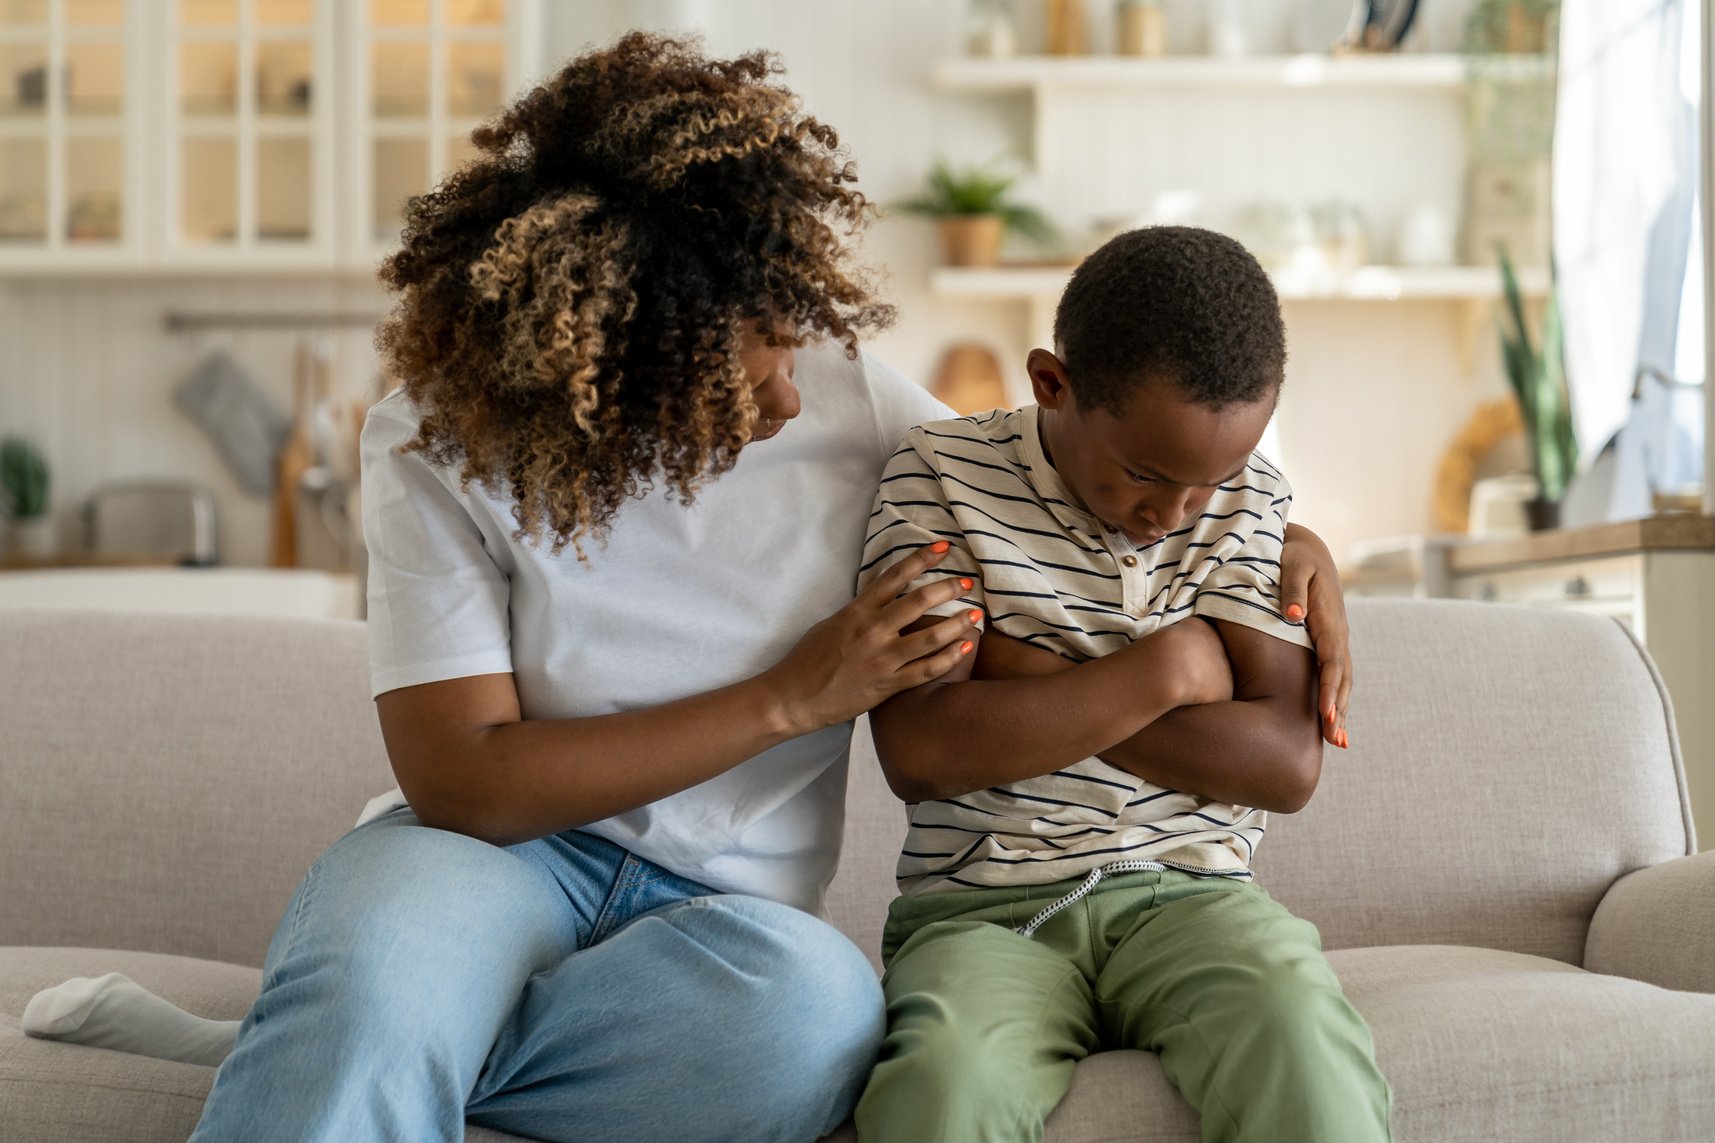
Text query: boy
852 227 1390 1142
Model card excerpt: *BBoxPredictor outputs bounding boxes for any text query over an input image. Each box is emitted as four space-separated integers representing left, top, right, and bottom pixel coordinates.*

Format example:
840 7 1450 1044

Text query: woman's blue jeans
187 807 884 1142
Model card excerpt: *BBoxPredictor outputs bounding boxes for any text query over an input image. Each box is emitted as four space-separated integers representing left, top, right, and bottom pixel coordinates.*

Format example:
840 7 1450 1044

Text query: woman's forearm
397 673 804 847
386 543 980 846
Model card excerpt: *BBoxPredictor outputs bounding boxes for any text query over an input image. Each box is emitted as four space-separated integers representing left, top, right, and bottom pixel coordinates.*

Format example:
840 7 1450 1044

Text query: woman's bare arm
379 543 977 846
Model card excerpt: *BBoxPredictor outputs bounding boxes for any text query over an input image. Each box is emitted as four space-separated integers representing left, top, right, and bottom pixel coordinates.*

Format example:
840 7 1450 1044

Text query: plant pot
1504 6 1548 53
6 515 56 558
1524 497 1560 533
937 215 1004 268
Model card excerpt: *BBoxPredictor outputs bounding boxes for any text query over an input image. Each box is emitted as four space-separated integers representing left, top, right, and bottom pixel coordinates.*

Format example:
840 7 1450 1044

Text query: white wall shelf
935 52 1555 170
931 263 1549 302
931 53 1556 94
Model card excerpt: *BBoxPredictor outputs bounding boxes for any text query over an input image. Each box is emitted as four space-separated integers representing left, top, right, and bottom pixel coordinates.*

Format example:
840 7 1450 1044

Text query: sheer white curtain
1553 0 1702 520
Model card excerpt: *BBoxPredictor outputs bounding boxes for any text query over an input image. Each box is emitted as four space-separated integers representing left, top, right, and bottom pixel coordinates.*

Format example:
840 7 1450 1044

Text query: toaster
82 480 219 566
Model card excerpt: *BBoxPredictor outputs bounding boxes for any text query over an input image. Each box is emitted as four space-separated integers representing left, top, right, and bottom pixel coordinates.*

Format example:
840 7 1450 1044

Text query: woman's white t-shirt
357 341 949 913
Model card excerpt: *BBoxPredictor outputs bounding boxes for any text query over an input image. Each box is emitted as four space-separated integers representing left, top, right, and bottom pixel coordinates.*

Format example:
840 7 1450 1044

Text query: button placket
1106 530 1143 612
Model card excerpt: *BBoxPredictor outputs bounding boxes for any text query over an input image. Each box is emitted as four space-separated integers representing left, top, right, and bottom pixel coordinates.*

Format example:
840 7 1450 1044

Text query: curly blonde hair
375 33 894 558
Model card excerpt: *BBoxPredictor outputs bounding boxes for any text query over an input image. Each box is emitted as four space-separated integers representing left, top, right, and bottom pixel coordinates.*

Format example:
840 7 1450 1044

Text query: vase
965 0 1018 57
937 215 1005 267
1116 0 1167 57
1524 497 1560 533
7 515 56 558
1045 0 1086 55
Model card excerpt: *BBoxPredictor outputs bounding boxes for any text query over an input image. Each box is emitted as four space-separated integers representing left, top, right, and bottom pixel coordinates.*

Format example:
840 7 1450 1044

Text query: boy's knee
860 1019 1067 1143
1240 958 1363 1049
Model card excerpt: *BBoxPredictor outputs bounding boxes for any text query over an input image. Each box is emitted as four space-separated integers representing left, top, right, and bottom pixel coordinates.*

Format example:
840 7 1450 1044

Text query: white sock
22 973 240 1067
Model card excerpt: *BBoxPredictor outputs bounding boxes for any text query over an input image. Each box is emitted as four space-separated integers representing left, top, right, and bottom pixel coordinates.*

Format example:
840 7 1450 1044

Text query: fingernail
959 577 974 591
968 609 982 624
1337 730 1349 749
1325 707 1336 723
959 641 973 655
930 541 950 554
1286 604 1304 621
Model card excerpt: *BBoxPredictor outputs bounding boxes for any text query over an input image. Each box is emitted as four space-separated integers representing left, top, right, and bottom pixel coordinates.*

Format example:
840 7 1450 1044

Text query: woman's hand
1280 522 1352 749
764 541 979 737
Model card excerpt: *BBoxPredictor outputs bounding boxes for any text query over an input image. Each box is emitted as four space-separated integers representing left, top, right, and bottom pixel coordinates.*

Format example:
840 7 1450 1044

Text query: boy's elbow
869 695 957 803
874 735 950 802
882 763 940 805
1270 740 1324 814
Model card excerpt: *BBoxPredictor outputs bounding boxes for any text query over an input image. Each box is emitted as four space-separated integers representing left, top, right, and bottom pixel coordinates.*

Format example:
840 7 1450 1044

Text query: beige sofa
3 600 1714 1141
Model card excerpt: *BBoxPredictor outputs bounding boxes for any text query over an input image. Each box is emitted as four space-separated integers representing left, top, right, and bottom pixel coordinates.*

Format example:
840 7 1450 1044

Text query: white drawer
1451 554 1642 614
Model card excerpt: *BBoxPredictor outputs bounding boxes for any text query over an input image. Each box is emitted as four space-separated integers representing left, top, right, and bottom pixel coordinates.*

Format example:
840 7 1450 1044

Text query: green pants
854 870 1391 1143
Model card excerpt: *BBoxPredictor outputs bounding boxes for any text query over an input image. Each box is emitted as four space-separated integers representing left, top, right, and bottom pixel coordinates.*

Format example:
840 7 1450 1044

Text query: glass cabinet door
360 0 514 255
0 0 128 252
169 0 329 258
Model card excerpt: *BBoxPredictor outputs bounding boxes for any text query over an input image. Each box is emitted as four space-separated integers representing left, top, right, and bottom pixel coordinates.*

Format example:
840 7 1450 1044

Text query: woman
24 33 1353 1143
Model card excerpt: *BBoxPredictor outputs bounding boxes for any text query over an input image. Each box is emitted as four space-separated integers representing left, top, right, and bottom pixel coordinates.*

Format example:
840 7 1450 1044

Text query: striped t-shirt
858 405 1312 895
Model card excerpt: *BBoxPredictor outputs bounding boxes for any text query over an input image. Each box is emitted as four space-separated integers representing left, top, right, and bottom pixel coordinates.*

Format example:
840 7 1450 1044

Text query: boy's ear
1027 348 1071 409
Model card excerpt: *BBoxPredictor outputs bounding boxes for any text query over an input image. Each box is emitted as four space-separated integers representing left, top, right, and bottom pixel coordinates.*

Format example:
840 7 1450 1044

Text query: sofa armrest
1585 851 1715 993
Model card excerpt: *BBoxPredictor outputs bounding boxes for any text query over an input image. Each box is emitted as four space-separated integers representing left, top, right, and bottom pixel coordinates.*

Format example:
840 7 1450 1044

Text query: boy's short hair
1053 226 1286 414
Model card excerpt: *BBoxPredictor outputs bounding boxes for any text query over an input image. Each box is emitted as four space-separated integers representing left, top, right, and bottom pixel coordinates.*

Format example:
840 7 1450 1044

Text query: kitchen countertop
1447 515 1715 573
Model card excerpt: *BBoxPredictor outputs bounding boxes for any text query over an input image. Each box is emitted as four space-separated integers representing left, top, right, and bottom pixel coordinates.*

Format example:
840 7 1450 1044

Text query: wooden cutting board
270 343 317 568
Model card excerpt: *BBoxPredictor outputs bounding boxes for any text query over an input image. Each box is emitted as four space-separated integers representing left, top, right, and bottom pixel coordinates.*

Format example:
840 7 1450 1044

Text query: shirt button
1121 554 1138 568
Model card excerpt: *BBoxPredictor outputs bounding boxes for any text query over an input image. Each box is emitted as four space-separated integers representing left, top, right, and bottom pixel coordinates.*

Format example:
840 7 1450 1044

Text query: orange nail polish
968 609 983 624
1286 604 1304 621
1337 730 1349 749
959 578 974 591
959 641 973 655
929 540 950 554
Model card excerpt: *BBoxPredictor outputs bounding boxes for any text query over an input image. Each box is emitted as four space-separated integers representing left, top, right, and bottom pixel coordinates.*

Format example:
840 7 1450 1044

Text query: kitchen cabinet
0 0 541 274
0 0 141 264
346 0 539 268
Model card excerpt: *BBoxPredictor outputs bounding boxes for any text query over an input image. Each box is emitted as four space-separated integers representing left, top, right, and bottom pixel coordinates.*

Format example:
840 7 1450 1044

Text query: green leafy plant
0 435 50 520
1463 0 1559 56
895 158 1058 248
1498 250 1577 503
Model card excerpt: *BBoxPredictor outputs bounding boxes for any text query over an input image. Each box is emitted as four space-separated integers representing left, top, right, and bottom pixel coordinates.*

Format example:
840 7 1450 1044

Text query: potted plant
1463 0 1559 56
895 158 1057 268
1497 250 1577 530
1 434 54 558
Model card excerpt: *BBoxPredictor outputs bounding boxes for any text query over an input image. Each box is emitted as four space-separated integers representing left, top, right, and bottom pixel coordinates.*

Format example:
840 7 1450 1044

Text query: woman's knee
265 817 574 1000
650 896 885 1133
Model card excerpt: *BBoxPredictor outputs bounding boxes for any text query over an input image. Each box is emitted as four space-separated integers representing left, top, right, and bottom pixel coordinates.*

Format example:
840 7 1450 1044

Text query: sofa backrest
0 609 392 968
0 600 1694 972
825 599 1696 970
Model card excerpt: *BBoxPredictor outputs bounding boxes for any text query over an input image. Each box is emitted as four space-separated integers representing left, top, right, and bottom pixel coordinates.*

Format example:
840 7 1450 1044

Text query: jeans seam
588 854 644 944
263 858 318 993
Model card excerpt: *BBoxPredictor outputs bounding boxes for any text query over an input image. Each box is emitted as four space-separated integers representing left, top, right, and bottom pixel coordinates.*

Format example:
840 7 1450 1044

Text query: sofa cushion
820 944 1715 1142
0 947 533 1143
9 945 1714 1143
0 948 260 1143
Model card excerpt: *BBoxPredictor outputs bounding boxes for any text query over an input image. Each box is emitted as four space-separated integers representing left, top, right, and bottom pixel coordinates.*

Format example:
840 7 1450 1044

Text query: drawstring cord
1013 859 1167 939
